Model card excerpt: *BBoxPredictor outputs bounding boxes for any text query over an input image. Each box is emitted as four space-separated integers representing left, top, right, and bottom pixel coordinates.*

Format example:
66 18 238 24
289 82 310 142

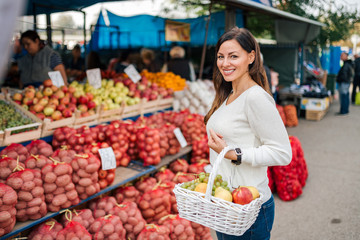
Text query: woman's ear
249 50 255 64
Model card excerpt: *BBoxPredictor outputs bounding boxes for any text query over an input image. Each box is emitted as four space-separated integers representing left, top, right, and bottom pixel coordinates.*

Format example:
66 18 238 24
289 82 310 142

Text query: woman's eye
231 55 238 59
217 55 224 59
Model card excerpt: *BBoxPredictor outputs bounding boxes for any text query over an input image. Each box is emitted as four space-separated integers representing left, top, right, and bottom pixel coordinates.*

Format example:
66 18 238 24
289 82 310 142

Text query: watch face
235 148 241 155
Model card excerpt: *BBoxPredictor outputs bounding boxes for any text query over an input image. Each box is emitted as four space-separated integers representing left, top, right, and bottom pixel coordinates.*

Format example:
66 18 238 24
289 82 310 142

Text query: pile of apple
12 79 97 121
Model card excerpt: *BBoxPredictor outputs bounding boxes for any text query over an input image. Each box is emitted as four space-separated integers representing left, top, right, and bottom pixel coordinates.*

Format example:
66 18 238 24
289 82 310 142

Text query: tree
274 0 359 46
52 14 77 29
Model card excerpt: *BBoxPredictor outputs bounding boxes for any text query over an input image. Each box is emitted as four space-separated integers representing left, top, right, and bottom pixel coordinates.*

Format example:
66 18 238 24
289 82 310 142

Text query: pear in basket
194 183 207 194
246 186 260 200
214 187 233 202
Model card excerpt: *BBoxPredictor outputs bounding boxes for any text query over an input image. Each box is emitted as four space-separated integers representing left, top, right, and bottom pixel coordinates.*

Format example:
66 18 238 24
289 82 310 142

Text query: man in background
336 52 354 115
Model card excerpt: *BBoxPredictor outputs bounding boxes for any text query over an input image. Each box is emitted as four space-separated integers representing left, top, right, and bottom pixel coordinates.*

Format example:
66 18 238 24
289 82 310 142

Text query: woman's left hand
208 129 227 154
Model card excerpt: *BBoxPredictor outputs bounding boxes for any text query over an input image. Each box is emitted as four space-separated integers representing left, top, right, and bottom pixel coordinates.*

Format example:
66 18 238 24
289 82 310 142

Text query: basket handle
205 145 235 200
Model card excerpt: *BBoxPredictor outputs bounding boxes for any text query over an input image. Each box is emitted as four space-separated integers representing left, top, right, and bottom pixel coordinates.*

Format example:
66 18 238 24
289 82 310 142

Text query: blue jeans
216 195 275 240
338 82 350 114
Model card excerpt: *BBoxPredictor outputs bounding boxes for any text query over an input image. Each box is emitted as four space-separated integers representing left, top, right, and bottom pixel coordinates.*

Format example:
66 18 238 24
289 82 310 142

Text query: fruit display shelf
0 146 193 240
0 94 42 146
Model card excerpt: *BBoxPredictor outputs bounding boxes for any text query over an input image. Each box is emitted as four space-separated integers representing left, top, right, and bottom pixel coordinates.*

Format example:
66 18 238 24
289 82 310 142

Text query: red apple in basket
232 186 254 205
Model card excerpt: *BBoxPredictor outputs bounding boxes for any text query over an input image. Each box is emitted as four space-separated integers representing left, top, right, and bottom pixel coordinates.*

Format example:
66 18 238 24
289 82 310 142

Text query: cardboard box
301 97 329 111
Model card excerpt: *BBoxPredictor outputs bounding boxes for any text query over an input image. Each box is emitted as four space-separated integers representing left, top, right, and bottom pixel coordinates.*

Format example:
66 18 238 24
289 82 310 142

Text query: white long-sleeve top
206 85 292 203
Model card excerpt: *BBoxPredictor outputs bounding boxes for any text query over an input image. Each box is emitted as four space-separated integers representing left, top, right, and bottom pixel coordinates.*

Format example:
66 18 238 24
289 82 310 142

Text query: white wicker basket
173 146 263 236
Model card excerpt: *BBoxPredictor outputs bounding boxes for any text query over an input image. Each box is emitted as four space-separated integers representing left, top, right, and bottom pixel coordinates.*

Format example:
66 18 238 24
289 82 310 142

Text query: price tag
98 147 116 171
173 128 187 148
48 71 65 87
124 64 141 83
86 68 102 89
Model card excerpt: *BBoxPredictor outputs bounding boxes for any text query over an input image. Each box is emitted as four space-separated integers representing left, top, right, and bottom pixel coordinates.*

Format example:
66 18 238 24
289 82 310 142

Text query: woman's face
217 39 254 83
22 37 40 56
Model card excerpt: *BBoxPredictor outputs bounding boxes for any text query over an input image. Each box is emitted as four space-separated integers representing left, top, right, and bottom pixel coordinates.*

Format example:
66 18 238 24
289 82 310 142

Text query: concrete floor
211 98 360 240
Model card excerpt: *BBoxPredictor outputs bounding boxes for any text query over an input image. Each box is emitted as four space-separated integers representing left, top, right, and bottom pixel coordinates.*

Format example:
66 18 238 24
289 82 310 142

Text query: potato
28 197 42 208
44 183 57 193
52 194 67 206
6 177 23 190
142 209 155 218
2 189 18 205
85 163 98 174
56 174 71 187
102 223 114 235
78 178 92 187
54 164 69 176
31 186 44 198
18 191 33 202
26 206 40 215
0 211 11 222
21 170 34 182
21 181 35 191
44 172 57 183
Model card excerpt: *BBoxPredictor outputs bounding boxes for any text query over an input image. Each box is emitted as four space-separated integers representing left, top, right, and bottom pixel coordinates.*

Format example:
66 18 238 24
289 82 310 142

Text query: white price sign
86 68 102 89
98 147 116 170
48 71 65 87
124 64 141 83
173 128 187 148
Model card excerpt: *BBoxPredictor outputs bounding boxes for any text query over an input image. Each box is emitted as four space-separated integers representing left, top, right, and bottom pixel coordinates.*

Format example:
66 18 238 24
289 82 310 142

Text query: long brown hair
204 27 271 125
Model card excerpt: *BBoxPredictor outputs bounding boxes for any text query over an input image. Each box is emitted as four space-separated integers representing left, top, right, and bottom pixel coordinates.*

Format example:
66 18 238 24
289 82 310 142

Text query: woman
205 27 292 240
18 30 68 87
139 48 161 73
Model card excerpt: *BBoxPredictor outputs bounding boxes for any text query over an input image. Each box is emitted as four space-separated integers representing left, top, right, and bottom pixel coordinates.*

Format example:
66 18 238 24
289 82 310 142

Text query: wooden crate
1 95 43 146
41 116 76 137
305 107 329 121
122 102 142 119
73 106 100 128
98 103 125 124
140 97 173 115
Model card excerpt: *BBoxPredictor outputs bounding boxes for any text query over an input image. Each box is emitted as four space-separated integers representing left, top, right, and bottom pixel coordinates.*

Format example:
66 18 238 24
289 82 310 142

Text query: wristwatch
231 148 242 165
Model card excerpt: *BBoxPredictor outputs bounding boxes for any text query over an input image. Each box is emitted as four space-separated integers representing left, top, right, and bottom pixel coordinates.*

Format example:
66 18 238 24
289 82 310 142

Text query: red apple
68 86 76 94
43 106 55 116
232 187 254 205
35 91 43 99
87 100 96 110
85 92 94 101
68 103 77 112
56 104 66 112
70 96 77 104
33 103 44 113
22 97 33 106
43 79 53 87
51 85 58 92
36 112 45 120
77 104 88 113
24 88 35 99
38 97 49 106
48 98 59 107
78 95 88 105
61 109 72 118
60 85 68 93
54 90 65 99
60 96 70 105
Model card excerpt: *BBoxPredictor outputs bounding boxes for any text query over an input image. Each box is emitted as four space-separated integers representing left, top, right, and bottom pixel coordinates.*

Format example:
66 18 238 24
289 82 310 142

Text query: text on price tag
98 147 116 171
48 71 65 87
173 128 187 148
124 64 141 83
86 68 102 89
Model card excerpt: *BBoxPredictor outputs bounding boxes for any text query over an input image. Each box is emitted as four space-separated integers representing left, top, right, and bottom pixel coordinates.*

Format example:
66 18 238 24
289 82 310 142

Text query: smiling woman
204 27 292 240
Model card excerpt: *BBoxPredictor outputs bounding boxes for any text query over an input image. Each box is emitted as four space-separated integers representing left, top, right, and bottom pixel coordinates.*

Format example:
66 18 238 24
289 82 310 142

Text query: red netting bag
191 137 209 164
26 140 53 157
6 169 47 221
57 221 92 240
137 189 171 224
172 172 195 184
181 114 207 143
276 104 287 126
61 209 95 231
0 157 25 183
137 224 170 240
191 221 213 240
135 177 157 194
188 161 208 174
137 126 161 166
89 214 126 240
0 143 29 163
109 201 146 239
115 185 141 204
284 105 298 127
28 219 63 240
0 183 17 236
155 168 175 182
25 154 52 172
50 147 77 164
169 159 189 173
157 181 178 214
289 136 308 187
89 196 118 219
106 120 131 167
158 214 195 240
52 127 77 149
71 153 101 200
41 162 79 212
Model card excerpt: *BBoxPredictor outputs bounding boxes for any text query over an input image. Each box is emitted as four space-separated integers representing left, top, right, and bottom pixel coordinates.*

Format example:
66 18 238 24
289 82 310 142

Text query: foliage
274 0 359 46
52 14 77 29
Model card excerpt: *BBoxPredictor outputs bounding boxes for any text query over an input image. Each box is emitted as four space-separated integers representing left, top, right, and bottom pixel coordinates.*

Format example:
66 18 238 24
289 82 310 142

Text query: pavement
212 97 360 240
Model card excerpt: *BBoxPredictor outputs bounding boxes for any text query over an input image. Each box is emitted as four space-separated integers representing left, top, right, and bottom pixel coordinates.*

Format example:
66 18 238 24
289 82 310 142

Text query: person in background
336 52 354 115
66 44 85 80
86 51 106 70
351 53 360 104
205 27 291 240
139 48 161 72
162 46 196 81
114 50 132 73
17 30 68 87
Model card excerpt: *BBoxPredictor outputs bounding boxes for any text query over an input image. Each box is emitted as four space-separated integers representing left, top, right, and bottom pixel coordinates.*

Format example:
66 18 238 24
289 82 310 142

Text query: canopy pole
83 11 87 56
198 0 213 80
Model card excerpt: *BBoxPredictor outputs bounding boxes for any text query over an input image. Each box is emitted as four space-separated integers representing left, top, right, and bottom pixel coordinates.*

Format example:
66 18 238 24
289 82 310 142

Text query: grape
203 177 209 183
215 182 220 187
225 186 230 191
212 186 216 191
221 181 228 187
199 175 205 182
